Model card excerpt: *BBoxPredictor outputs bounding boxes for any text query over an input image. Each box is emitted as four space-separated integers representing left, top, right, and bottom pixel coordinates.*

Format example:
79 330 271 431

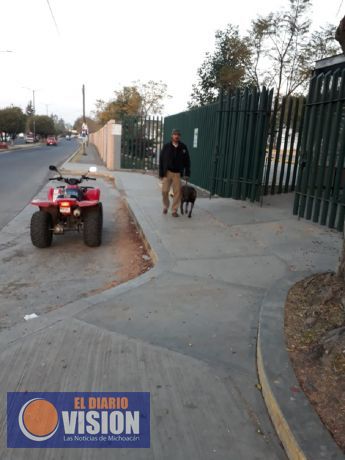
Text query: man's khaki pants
162 171 181 213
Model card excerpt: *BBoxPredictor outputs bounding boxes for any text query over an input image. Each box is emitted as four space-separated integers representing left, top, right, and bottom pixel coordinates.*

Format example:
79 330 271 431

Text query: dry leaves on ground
285 272 345 452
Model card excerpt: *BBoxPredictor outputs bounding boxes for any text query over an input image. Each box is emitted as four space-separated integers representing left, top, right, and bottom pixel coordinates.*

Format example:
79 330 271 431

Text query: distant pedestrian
159 129 191 217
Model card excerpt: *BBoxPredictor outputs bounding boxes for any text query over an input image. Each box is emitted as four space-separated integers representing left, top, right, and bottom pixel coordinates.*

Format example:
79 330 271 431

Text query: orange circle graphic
23 399 58 437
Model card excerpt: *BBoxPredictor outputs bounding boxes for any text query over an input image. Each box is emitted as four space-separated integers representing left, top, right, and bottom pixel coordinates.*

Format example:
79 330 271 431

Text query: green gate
165 87 305 202
210 87 273 200
166 87 301 201
263 94 305 195
293 69 345 231
121 116 163 170
164 103 219 192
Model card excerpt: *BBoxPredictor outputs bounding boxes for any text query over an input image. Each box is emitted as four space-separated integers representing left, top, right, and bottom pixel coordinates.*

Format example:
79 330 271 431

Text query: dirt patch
285 272 345 452
87 197 153 296
114 199 153 281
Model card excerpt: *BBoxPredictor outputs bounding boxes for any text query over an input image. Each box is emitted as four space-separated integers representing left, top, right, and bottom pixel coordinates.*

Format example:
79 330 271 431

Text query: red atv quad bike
30 165 103 248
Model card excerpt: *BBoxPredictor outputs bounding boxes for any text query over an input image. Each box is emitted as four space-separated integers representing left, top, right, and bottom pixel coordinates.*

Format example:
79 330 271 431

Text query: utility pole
82 84 87 155
23 86 37 140
32 90 36 141
82 84 86 123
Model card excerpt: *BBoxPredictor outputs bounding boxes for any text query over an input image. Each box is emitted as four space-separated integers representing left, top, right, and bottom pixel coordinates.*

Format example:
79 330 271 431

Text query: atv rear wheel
30 211 53 248
83 204 103 247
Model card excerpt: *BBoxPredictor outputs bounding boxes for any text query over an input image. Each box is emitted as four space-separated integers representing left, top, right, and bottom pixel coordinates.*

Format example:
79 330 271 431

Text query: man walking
159 129 191 217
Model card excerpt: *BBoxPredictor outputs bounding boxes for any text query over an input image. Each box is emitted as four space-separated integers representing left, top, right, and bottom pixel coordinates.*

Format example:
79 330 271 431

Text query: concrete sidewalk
69 142 105 166
0 149 343 459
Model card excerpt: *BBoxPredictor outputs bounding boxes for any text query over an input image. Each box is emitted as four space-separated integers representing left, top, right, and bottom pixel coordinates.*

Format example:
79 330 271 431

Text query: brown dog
180 184 197 218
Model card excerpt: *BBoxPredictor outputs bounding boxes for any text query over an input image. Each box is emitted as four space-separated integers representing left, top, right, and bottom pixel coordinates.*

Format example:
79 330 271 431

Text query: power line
46 0 60 36
337 0 344 17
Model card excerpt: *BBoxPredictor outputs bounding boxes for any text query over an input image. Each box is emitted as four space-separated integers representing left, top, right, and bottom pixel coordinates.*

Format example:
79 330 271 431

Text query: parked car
25 134 35 144
46 136 58 146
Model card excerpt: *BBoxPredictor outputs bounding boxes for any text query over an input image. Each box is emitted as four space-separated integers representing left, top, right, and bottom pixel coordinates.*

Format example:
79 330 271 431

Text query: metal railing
121 116 164 170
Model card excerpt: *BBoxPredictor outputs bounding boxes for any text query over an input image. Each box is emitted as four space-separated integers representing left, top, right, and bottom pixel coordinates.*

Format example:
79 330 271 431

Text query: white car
25 134 35 143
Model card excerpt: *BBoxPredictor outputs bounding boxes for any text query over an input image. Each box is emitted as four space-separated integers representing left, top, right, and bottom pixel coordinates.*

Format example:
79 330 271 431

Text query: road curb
0 143 42 154
115 174 174 274
63 143 83 164
257 273 345 460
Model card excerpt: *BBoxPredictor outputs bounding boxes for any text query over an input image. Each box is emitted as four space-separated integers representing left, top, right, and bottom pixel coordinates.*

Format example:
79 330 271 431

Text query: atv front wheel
30 211 53 248
83 204 103 247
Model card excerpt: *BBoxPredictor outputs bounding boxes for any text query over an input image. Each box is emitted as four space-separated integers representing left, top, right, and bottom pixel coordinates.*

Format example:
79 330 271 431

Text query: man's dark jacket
159 142 191 178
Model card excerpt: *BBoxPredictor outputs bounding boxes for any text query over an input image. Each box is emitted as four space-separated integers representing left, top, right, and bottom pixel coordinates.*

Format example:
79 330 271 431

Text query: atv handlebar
48 175 96 184
48 165 98 185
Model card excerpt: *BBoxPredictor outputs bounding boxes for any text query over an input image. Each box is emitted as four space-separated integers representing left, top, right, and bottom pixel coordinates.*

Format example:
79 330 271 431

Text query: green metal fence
293 69 345 231
118 73 345 231
211 87 274 200
164 88 304 202
264 95 305 195
164 102 219 192
121 116 163 170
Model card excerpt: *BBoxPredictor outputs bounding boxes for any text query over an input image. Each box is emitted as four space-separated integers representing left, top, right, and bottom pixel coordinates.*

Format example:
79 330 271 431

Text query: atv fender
84 189 100 201
79 200 100 207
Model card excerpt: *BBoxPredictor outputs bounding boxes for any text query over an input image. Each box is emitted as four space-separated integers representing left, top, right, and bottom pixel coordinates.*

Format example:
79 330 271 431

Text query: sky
0 0 343 125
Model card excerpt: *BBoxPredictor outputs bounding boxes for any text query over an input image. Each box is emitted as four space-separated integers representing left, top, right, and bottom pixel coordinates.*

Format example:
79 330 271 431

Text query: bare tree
247 0 338 98
248 0 312 99
133 80 170 117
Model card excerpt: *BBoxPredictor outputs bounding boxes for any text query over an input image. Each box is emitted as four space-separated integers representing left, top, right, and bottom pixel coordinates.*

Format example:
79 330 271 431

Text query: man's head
171 129 181 143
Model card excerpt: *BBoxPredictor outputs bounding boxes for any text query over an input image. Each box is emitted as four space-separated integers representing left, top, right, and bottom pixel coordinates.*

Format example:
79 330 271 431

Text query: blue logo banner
7 392 150 448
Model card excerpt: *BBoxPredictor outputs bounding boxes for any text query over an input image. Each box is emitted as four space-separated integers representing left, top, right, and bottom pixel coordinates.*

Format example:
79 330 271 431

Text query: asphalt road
0 139 79 230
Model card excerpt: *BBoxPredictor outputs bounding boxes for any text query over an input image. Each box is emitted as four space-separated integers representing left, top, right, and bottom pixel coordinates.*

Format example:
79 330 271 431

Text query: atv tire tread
30 211 53 248
83 204 103 247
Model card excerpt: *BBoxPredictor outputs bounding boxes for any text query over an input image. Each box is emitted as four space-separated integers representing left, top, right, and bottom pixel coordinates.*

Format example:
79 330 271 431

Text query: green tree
112 86 142 119
56 118 66 135
93 99 107 125
94 80 169 125
188 25 252 107
50 114 67 135
94 86 142 125
28 115 55 137
0 106 27 138
25 101 35 117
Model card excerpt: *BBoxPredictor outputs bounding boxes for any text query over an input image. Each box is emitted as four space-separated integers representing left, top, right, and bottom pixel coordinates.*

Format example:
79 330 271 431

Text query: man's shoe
163 208 168 214
172 212 179 217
